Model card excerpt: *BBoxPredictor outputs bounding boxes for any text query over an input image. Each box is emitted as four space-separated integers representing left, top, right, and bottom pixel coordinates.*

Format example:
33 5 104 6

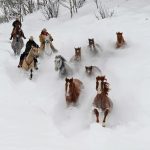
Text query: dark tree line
0 0 86 23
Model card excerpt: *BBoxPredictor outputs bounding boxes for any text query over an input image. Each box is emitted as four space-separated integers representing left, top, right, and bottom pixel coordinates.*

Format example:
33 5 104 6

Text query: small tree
41 0 60 20
94 0 114 19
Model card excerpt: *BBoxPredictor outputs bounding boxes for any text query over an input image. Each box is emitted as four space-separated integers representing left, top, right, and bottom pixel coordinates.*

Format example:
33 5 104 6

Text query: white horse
54 55 73 78
11 35 24 55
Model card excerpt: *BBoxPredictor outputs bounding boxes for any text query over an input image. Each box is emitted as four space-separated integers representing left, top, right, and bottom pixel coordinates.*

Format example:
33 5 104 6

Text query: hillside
0 0 150 149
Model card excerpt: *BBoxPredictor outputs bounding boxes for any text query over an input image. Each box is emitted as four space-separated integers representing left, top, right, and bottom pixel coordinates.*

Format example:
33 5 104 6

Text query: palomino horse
70 47 81 62
11 26 24 55
39 35 58 56
65 77 83 106
55 55 73 78
21 46 40 79
93 76 113 127
116 32 125 48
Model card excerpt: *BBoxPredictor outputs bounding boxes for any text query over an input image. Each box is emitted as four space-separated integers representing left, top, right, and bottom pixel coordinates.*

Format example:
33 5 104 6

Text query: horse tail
30 69 33 80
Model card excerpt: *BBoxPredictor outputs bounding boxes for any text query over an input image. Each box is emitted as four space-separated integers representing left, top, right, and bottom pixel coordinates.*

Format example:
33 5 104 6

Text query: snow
0 0 150 149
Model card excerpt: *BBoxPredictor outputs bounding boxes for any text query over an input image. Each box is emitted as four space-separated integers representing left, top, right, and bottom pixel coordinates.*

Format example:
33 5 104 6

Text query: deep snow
0 0 150 149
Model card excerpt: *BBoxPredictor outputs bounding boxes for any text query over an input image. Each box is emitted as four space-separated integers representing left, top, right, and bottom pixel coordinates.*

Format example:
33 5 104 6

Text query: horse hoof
102 122 106 127
96 120 99 123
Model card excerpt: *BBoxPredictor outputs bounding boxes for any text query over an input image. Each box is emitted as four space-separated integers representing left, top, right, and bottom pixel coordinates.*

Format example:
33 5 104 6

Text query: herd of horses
10 26 126 127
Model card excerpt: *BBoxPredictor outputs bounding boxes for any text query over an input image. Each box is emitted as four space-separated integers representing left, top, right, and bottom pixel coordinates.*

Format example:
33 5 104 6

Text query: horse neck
70 82 78 100
26 51 35 64
117 36 122 43
60 61 65 70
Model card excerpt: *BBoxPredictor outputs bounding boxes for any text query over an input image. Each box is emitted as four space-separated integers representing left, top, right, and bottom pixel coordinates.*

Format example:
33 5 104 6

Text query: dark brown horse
65 78 83 106
93 76 113 127
85 65 102 76
74 47 81 61
116 32 125 48
88 38 95 48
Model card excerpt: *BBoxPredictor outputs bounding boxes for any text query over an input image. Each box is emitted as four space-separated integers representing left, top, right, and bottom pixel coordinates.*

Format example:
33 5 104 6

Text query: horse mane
101 81 110 95
56 55 66 62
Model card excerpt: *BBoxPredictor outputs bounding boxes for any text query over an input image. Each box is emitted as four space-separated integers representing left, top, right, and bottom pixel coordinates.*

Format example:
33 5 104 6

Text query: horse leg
102 109 109 127
30 69 33 80
34 58 38 70
93 108 99 123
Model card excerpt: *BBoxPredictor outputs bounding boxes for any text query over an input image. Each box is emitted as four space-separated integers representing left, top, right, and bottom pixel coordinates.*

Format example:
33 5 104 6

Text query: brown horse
21 46 40 79
93 76 113 127
65 78 83 106
116 32 125 48
74 47 81 61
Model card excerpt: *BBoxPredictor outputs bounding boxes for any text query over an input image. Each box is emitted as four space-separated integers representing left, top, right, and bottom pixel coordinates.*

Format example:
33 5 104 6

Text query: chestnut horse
21 46 40 79
93 76 113 127
65 78 83 106
116 32 125 48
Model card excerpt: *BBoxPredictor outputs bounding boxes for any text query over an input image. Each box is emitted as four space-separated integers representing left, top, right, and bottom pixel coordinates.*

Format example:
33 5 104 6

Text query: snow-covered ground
0 0 150 149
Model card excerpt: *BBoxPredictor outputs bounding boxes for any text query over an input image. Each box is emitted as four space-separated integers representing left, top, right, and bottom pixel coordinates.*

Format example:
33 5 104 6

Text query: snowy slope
0 0 150 149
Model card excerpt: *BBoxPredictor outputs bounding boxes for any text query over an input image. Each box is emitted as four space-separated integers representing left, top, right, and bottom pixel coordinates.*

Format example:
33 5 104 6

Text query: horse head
65 77 74 97
54 55 66 71
116 32 123 43
88 38 95 46
96 76 107 93
30 46 40 57
75 47 81 57
85 65 93 75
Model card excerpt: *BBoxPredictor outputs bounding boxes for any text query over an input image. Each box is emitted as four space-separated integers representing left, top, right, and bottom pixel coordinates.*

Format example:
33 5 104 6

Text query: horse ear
65 78 68 82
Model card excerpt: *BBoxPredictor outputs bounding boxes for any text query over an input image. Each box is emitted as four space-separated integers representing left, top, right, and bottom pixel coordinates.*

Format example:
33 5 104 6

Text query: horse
87 38 101 54
85 65 102 76
39 34 58 56
21 46 40 79
116 32 125 48
92 76 113 127
11 26 24 55
65 77 83 106
89 38 95 48
70 47 81 62
54 55 73 78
